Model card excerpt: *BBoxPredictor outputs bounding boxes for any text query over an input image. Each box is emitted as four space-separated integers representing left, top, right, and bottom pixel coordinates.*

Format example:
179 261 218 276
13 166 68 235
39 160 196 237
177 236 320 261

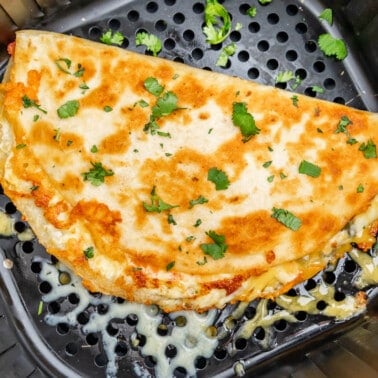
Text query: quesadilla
0 30 377 312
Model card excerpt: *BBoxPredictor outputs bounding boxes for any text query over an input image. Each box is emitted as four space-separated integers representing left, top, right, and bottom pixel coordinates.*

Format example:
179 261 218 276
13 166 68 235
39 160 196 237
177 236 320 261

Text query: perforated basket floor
0 1 377 377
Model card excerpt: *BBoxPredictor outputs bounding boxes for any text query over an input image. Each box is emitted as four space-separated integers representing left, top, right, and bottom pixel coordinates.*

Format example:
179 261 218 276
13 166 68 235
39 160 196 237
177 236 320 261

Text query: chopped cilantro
359 140 377 159
232 102 260 142
275 70 295 83
335 115 352 134
235 22 243 31
311 85 324 94
81 162 114 186
346 137 358 145
356 184 364 193
79 82 89 92
318 33 348 60
290 76 302 90
55 58 85 77
200 230 228 260
167 214 177 225
22 95 47 114
16 143 26 149
186 235 196 242
319 8 333 25
194 219 202 227
259 0 272 4
53 128 61 142
100 29 125 46
143 186 178 213
103 106 113 112
268 146 274 152
136 99 149 108
90 145 99 153
66 140 73 146
135 32 162 56
166 261 175 271
271 207 302 231
338 185 344 190
189 195 209 208
262 161 272 168
37 301 43 316
203 0 232 44
291 95 299 107
247 7 257 17
280 172 287 179
298 160 321 178
33 114 40 122
144 77 164 96
207 167 230 190
31 185 39 191
57 100 79 119
216 42 237 67
317 128 323 133
267 175 275 183
73 64 85 78
83 246 94 259
157 131 171 138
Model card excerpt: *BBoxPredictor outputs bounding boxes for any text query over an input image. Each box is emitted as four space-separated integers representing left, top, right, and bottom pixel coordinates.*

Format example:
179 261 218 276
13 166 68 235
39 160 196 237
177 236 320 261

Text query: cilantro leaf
103 106 113 112
311 85 324 94
359 140 377 159
200 230 228 260
203 0 232 44
135 32 162 56
55 58 72 74
356 184 364 193
319 8 333 26
259 0 272 4
291 95 299 107
143 186 179 213
100 29 125 46
57 100 79 119
216 42 237 67
81 162 114 186
275 70 295 83
166 261 175 271
152 92 179 118
232 102 260 142
335 115 352 134
189 195 209 208
271 207 302 231
298 160 321 178
207 167 230 190
144 77 164 96
318 33 348 60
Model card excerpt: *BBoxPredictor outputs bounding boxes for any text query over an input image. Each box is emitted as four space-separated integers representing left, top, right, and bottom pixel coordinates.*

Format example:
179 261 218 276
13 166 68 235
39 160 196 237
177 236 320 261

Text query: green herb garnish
232 102 260 142
203 0 232 44
298 160 321 178
259 0 272 4
37 301 43 316
100 29 125 46
319 8 333 25
55 58 85 77
143 186 178 213
356 184 364 193
22 95 47 114
267 175 275 183
81 162 114 186
152 91 179 118
189 195 209 208
135 32 162 56
194 219 202 227
291 95 299 107
57 100 79 119
200 230 228 260
16 143 27 149
247 7 257 17
144 77 164 96
167 214 177 225
90 145 99 153
166 261 175 271
103 106 113 112
271 207 302 231
262 161 272 168
311 85 325 94
359 140 377 159
196 256 208 265
207 167 230 190
53 128 61 142
335 115 352 134
216 42 237 67
275 70 295 83
83 246 95 259
318 33 348 60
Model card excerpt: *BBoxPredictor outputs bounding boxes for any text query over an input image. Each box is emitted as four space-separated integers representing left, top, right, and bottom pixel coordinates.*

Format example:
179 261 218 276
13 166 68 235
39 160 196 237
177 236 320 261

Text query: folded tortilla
0 30 377 312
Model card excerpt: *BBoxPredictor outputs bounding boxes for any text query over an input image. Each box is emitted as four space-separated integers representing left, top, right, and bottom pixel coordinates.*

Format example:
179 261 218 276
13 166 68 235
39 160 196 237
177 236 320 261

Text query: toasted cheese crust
0 30 377 312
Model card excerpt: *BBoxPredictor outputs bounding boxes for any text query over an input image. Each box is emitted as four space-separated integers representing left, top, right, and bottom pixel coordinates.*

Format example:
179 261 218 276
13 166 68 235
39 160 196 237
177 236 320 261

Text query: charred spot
265 250 276 264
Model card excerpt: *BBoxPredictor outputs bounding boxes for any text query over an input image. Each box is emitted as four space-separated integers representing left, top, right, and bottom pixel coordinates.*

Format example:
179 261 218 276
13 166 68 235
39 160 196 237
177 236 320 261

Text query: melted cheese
0 30 378 312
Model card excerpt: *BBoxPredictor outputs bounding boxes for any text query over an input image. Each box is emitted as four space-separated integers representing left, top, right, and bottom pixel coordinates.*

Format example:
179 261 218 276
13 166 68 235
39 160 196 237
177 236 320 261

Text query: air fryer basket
0 1 377 377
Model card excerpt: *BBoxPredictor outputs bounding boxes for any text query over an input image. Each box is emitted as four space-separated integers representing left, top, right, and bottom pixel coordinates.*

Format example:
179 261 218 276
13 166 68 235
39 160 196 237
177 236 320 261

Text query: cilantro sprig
57 100 80 119
143 186 178 213
81 162 114 186
136 32 162 56
189 195 209 208
203 0 232 44
359 140 377 159
232 102 260 142
22 95 47 114
55 58 85 77
216 42 237 67
200 230 228 260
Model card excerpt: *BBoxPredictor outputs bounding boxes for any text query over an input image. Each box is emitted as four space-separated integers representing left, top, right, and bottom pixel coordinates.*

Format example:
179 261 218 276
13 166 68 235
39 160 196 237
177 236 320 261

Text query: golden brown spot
265 250 275 264
44 201 70 229
100 128 131 154
199 112 209 120
203 275 244 296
